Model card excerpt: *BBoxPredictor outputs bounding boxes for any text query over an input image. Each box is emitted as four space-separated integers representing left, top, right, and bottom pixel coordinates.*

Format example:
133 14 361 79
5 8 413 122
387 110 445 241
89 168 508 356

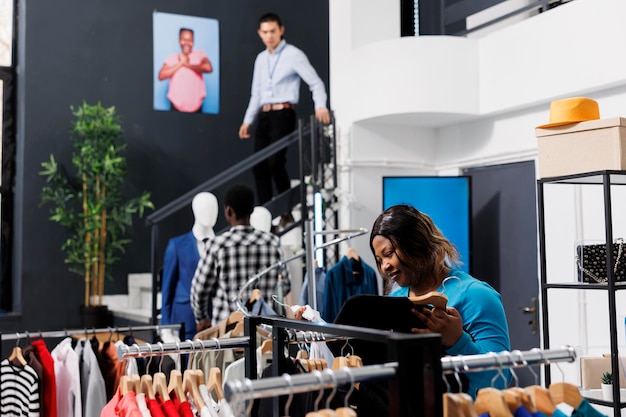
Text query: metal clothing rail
0 323 183 342
117 336 250 361
441 346 576 374
225 362 398 403
117 330 350 362
286 329 346 344
234 226 368 312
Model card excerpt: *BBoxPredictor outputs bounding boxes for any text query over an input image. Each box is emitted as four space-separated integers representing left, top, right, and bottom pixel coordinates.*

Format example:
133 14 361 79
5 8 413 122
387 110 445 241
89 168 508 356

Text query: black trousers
253 108 297 205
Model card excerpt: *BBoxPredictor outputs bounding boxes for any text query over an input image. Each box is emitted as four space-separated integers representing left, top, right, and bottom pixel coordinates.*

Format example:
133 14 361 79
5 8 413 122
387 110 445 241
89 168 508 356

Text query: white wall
329 0 626 392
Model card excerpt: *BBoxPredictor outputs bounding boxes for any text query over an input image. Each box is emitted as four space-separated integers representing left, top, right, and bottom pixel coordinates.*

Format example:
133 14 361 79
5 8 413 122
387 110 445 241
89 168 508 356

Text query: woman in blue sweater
370 204 511 398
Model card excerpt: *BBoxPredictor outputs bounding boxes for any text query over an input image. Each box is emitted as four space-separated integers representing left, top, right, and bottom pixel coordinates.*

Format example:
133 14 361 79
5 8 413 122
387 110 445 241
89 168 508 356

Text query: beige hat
537 97 600 128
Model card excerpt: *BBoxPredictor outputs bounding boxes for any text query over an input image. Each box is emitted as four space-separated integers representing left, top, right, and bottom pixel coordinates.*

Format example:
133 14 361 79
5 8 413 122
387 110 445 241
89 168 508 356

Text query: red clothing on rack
32 339 58 417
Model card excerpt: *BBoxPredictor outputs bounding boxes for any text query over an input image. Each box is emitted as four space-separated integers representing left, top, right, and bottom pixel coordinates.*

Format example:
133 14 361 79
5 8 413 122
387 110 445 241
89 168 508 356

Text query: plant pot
601 383 613 401
79 305 112 329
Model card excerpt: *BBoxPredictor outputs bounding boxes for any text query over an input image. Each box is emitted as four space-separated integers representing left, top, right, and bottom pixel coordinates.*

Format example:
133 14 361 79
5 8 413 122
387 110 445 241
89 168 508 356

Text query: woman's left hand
410 306 463 348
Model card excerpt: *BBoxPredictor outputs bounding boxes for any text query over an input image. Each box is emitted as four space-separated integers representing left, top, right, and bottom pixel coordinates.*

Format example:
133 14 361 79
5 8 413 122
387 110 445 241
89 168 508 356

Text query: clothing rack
235 225 368 312
441 346 576 374
243 315 443 417
0 323 184 370
117 336 250 360
225 361 398 402
0 323 184 342
117 331 352 361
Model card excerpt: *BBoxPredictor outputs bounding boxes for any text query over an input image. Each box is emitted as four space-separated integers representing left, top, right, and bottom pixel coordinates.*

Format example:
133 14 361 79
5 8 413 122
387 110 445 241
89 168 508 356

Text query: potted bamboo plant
39 102 153 326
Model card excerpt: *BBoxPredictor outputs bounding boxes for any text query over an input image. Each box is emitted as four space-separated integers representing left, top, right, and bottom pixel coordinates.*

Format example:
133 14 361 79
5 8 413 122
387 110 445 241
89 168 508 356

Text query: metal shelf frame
537 170 626 416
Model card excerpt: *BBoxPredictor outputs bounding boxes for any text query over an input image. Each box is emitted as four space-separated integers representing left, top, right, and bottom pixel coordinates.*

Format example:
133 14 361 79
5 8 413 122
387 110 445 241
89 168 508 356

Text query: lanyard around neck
267 47 283 83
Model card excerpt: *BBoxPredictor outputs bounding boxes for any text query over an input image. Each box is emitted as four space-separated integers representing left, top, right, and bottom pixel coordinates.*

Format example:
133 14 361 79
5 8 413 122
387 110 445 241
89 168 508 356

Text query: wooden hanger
347 355 363 368
227 310 245 326
296 347 309 360
261 339 273 354
207 367 225 401
193 369 206 386
346 247 359 261
183 369 205 409
508 387 536 413
548 382 583 409
153 372 169 400
249 288 262 304
336 407 357 417
455 393 477 417
8 346 27 367
525 385 556 415
443 392 464 417
502 389 522 413
474 388 514 417
168 369 186 402
409 291 448 310
231 320 245 337
140 374 156 400
332 356 349 371
120 374 140 396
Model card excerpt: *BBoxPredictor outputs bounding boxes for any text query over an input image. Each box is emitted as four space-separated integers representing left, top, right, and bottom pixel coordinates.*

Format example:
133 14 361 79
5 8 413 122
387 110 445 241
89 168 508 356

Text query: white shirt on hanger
51 337 83 417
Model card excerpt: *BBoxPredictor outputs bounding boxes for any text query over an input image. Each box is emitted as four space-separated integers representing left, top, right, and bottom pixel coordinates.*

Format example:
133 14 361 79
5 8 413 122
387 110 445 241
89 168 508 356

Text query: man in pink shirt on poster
158 28 213 113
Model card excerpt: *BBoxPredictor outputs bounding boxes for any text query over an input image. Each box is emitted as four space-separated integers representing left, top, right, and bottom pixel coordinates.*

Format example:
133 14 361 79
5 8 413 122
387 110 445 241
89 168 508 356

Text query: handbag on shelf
575 238 626 283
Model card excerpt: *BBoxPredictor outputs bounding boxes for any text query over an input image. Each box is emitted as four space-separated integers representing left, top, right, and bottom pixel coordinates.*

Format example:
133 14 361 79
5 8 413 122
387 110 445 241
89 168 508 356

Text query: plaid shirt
190 225 291 325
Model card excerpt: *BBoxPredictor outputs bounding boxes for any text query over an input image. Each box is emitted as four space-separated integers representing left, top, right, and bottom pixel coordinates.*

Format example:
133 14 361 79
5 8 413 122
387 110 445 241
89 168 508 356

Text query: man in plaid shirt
190 184 291 331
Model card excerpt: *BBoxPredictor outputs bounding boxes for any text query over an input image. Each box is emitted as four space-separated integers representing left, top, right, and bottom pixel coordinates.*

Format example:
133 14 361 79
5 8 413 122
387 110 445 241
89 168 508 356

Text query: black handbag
575 238 626 283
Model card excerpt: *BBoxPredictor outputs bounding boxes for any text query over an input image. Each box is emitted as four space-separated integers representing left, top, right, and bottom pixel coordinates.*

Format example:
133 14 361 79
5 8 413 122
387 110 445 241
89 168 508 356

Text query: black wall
4 0 328 332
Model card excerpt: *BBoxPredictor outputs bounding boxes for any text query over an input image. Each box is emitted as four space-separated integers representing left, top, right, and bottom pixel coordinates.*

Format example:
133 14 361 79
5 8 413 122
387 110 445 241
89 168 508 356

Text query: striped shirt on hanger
1 358 40 416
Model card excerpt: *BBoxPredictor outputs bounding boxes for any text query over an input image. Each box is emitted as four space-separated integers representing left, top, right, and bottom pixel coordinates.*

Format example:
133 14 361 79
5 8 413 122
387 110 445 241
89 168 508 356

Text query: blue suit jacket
161 231 207 339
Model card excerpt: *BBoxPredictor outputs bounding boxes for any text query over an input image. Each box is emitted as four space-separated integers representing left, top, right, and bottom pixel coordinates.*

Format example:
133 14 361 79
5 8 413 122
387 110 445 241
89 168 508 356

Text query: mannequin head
250 206 272 232
192 192 218 228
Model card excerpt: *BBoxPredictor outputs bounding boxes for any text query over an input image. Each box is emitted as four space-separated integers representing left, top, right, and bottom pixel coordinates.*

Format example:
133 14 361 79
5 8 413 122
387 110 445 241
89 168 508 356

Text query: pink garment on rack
117 391 143 417
100 386 120 417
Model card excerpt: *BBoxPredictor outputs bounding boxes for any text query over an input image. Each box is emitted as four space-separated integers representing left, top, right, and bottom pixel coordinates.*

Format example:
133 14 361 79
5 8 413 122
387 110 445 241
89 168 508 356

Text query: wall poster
153 11 220 114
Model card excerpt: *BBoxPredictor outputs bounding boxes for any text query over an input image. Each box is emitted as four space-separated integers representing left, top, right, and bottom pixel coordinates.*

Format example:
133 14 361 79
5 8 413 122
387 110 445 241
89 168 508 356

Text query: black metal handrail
145 123 311 226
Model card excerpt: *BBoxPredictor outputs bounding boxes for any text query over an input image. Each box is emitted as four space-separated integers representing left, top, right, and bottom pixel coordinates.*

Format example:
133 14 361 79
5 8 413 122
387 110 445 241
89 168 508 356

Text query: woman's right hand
410 306 463 348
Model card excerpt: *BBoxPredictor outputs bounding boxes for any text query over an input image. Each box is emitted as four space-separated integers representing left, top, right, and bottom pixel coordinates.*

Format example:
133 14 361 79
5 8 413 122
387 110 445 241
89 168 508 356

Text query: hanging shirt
75 339 107 416
98 341 120 401
0 358 40 416
571 398 609 417
31 339 57 417
245 296 277 317
321 256 378 322
100 387 120 417
299 266 326 310
147 397 167 417
157 394 179 417
135 393 152 417
198 387 221 417
51 337 82 417
15 344 45 416
118 391 143 417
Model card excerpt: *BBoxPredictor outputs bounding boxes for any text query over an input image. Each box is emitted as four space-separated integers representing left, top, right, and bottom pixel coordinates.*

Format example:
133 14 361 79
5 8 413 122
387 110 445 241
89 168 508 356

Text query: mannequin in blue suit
161 192 218 340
